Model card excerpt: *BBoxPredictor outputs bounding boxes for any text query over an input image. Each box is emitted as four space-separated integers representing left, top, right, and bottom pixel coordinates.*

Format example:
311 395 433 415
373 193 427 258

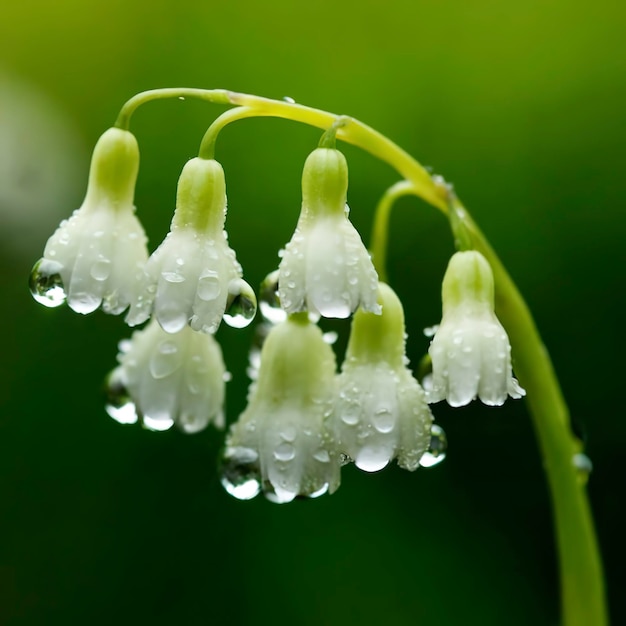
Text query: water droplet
104 369 138 425
282 96 296 103
220 447 261 500
259 270 286 324
280 425 297 442
142 415 174 431
373 408 395 433
420 424 447 467
197 271 221 301
150 341 182 378
423 325 439 338
341 404 360 426
307 483 329 498
274 441 295 462
573 452 593 484
223 279 257 328
90 259 112 281
313 449 330 463
29 258 66 308
161 271 185 283
355 446 390 472
263 482 296 504
322 331 338 345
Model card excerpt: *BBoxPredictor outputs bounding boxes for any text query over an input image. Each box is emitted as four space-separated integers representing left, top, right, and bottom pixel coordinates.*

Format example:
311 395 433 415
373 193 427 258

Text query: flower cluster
30 124 524 503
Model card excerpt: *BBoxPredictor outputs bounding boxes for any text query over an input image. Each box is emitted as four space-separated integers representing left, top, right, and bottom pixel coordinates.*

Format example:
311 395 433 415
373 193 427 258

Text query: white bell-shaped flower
278 148 380 319
221 314 341 503
331 282 433 472
30 128 148 315
105 318 227 433
428 250 525 407
127 158 256 334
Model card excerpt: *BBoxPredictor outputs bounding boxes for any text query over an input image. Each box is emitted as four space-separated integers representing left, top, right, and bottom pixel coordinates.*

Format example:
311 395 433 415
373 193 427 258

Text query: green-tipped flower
105 318 227 433
331 282 433 472
278 148 380 318
30 128 148 315
127 157 256 333
428 250 525 407
221 314 340 503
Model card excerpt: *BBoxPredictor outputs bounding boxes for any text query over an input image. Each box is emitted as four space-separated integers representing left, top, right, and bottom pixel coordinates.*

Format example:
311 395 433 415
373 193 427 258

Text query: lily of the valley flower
278 148 380 319
221 313 341 502
428 250 525 407
30 128 148 315
126 158 256 333
331 282 433 472
105 318 227 433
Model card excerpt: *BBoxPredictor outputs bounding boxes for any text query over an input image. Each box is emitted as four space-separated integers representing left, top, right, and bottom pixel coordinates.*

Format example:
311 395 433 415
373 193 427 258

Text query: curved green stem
113 87 607 624
198 106 258 159
449 196 607 626
370 180 417 283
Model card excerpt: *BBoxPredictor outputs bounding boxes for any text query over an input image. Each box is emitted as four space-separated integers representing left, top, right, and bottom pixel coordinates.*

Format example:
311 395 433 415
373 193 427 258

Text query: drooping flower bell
30 128 148 315
126 157 256 334
221 313 341 503
105 318 227 433
278 148 380 318
331 282 433 472
427 250 525 407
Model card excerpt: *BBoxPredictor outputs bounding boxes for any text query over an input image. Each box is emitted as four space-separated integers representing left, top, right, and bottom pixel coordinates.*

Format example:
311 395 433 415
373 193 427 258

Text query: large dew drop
220 447 262 500
355 445 391 472
223 279 257 329
420 423 447 467
104 369 138 425
29 258 66 308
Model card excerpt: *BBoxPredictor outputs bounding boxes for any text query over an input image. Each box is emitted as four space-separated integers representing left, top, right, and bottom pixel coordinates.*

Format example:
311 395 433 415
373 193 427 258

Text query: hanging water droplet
29 258 66 308
259 270 287 324
263 482 297 504
104 369 138 425
307 483 329 498
220 447 261 500
197 271 221 301
573 452 593 485
142 415 175 431
423 325 439 338
355 446 391 472
223 279 257 328
420 424 447 467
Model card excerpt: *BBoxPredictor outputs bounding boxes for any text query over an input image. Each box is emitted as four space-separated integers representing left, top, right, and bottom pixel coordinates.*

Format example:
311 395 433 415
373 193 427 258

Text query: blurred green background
1 1 624 624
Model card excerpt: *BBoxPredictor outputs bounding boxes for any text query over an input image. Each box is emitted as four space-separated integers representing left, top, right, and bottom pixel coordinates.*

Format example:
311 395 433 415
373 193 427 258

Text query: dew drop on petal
197 271 221 301
274 441 296 462
313 449 330 463
29 258 66 308
373 407 395 433
90 259 112 281
149 341 182 378
420 424 447 467
220 447 262 500
223 279 257 328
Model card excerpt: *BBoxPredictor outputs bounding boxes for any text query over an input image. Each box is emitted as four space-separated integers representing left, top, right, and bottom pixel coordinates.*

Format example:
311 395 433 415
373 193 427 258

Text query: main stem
115 88 607 625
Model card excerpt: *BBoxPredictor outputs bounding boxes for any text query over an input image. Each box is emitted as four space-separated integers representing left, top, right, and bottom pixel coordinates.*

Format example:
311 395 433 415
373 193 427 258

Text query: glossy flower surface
30 128 148 315
221 314 341 502
331 283 433 472
127 158 256 333
105 318 227 433
428 251 525 407
278 148 379 318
